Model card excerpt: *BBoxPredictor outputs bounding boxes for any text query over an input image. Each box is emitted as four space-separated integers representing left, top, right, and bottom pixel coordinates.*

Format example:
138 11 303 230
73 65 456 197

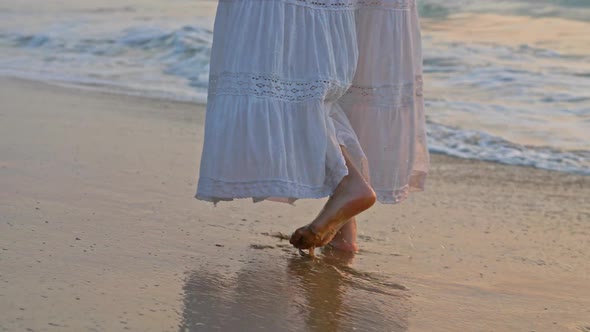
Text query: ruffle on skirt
196 0 429 204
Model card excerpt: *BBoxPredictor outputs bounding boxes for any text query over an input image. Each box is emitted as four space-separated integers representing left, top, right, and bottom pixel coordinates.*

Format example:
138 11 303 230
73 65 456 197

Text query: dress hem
195 171 428 205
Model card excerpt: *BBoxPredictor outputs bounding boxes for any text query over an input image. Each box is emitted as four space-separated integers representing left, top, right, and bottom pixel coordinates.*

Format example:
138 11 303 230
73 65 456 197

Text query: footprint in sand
249 244 275 250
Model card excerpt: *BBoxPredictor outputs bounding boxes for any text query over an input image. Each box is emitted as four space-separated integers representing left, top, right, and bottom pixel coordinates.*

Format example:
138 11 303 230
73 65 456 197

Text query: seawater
0 0 588 174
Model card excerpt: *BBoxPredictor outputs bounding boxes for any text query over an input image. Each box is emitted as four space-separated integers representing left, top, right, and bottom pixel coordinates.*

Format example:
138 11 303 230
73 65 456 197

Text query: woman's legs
290 147 375 252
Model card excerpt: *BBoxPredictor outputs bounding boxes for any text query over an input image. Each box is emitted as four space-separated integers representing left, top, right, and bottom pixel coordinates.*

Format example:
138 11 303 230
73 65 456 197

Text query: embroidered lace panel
341 75 423 108
209 71 423 106
218 0 416 11
208 72 347 103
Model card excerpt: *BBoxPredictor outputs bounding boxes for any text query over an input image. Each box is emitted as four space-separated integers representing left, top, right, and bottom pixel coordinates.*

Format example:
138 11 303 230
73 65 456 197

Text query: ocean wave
418 0 590 22
0 25 213 90
428 121 590 175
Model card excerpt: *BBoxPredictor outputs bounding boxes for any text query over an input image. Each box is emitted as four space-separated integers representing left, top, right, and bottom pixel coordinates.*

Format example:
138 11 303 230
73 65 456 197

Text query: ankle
328 240 358 253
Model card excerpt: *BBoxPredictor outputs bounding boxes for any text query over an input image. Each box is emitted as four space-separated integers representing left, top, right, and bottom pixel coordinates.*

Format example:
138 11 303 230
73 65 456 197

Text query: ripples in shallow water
180 249 410 331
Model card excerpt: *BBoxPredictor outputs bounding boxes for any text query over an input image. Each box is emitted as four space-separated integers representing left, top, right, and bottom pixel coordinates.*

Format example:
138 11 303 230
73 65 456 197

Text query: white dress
196 0 429 204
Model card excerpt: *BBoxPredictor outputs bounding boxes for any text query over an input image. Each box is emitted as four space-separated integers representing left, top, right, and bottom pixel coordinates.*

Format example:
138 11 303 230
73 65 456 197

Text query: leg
290 147 375 252
328 217 358 253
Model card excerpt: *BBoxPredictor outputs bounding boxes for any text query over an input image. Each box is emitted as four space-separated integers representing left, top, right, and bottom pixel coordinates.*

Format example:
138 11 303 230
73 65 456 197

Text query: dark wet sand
1 78 589 331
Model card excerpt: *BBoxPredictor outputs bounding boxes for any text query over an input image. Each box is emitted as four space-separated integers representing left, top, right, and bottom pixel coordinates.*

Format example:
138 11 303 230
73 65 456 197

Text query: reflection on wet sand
180 249 409 331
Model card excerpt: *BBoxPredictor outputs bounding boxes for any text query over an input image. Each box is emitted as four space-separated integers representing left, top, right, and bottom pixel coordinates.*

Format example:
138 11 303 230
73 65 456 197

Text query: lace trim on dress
218 0 416 11
196 164 349 202
375 186 410 204
373 171 427 203
340 75 423 108
415 75 424 97
208 71 348 103
209 72 423 106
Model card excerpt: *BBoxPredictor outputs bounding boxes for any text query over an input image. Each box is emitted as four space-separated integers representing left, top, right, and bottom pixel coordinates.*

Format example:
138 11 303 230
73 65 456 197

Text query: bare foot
290 148 375 252
328 218 358 253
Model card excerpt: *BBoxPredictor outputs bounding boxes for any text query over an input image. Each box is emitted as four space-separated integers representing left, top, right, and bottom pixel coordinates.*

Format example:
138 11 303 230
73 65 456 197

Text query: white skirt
196 0 429 204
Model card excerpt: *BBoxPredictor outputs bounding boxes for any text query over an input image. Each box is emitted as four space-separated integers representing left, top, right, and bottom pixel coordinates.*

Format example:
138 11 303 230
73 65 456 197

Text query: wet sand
1 78 589 331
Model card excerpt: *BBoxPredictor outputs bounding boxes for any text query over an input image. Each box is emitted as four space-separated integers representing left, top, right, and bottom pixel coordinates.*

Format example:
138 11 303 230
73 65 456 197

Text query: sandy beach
1 78 589 331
